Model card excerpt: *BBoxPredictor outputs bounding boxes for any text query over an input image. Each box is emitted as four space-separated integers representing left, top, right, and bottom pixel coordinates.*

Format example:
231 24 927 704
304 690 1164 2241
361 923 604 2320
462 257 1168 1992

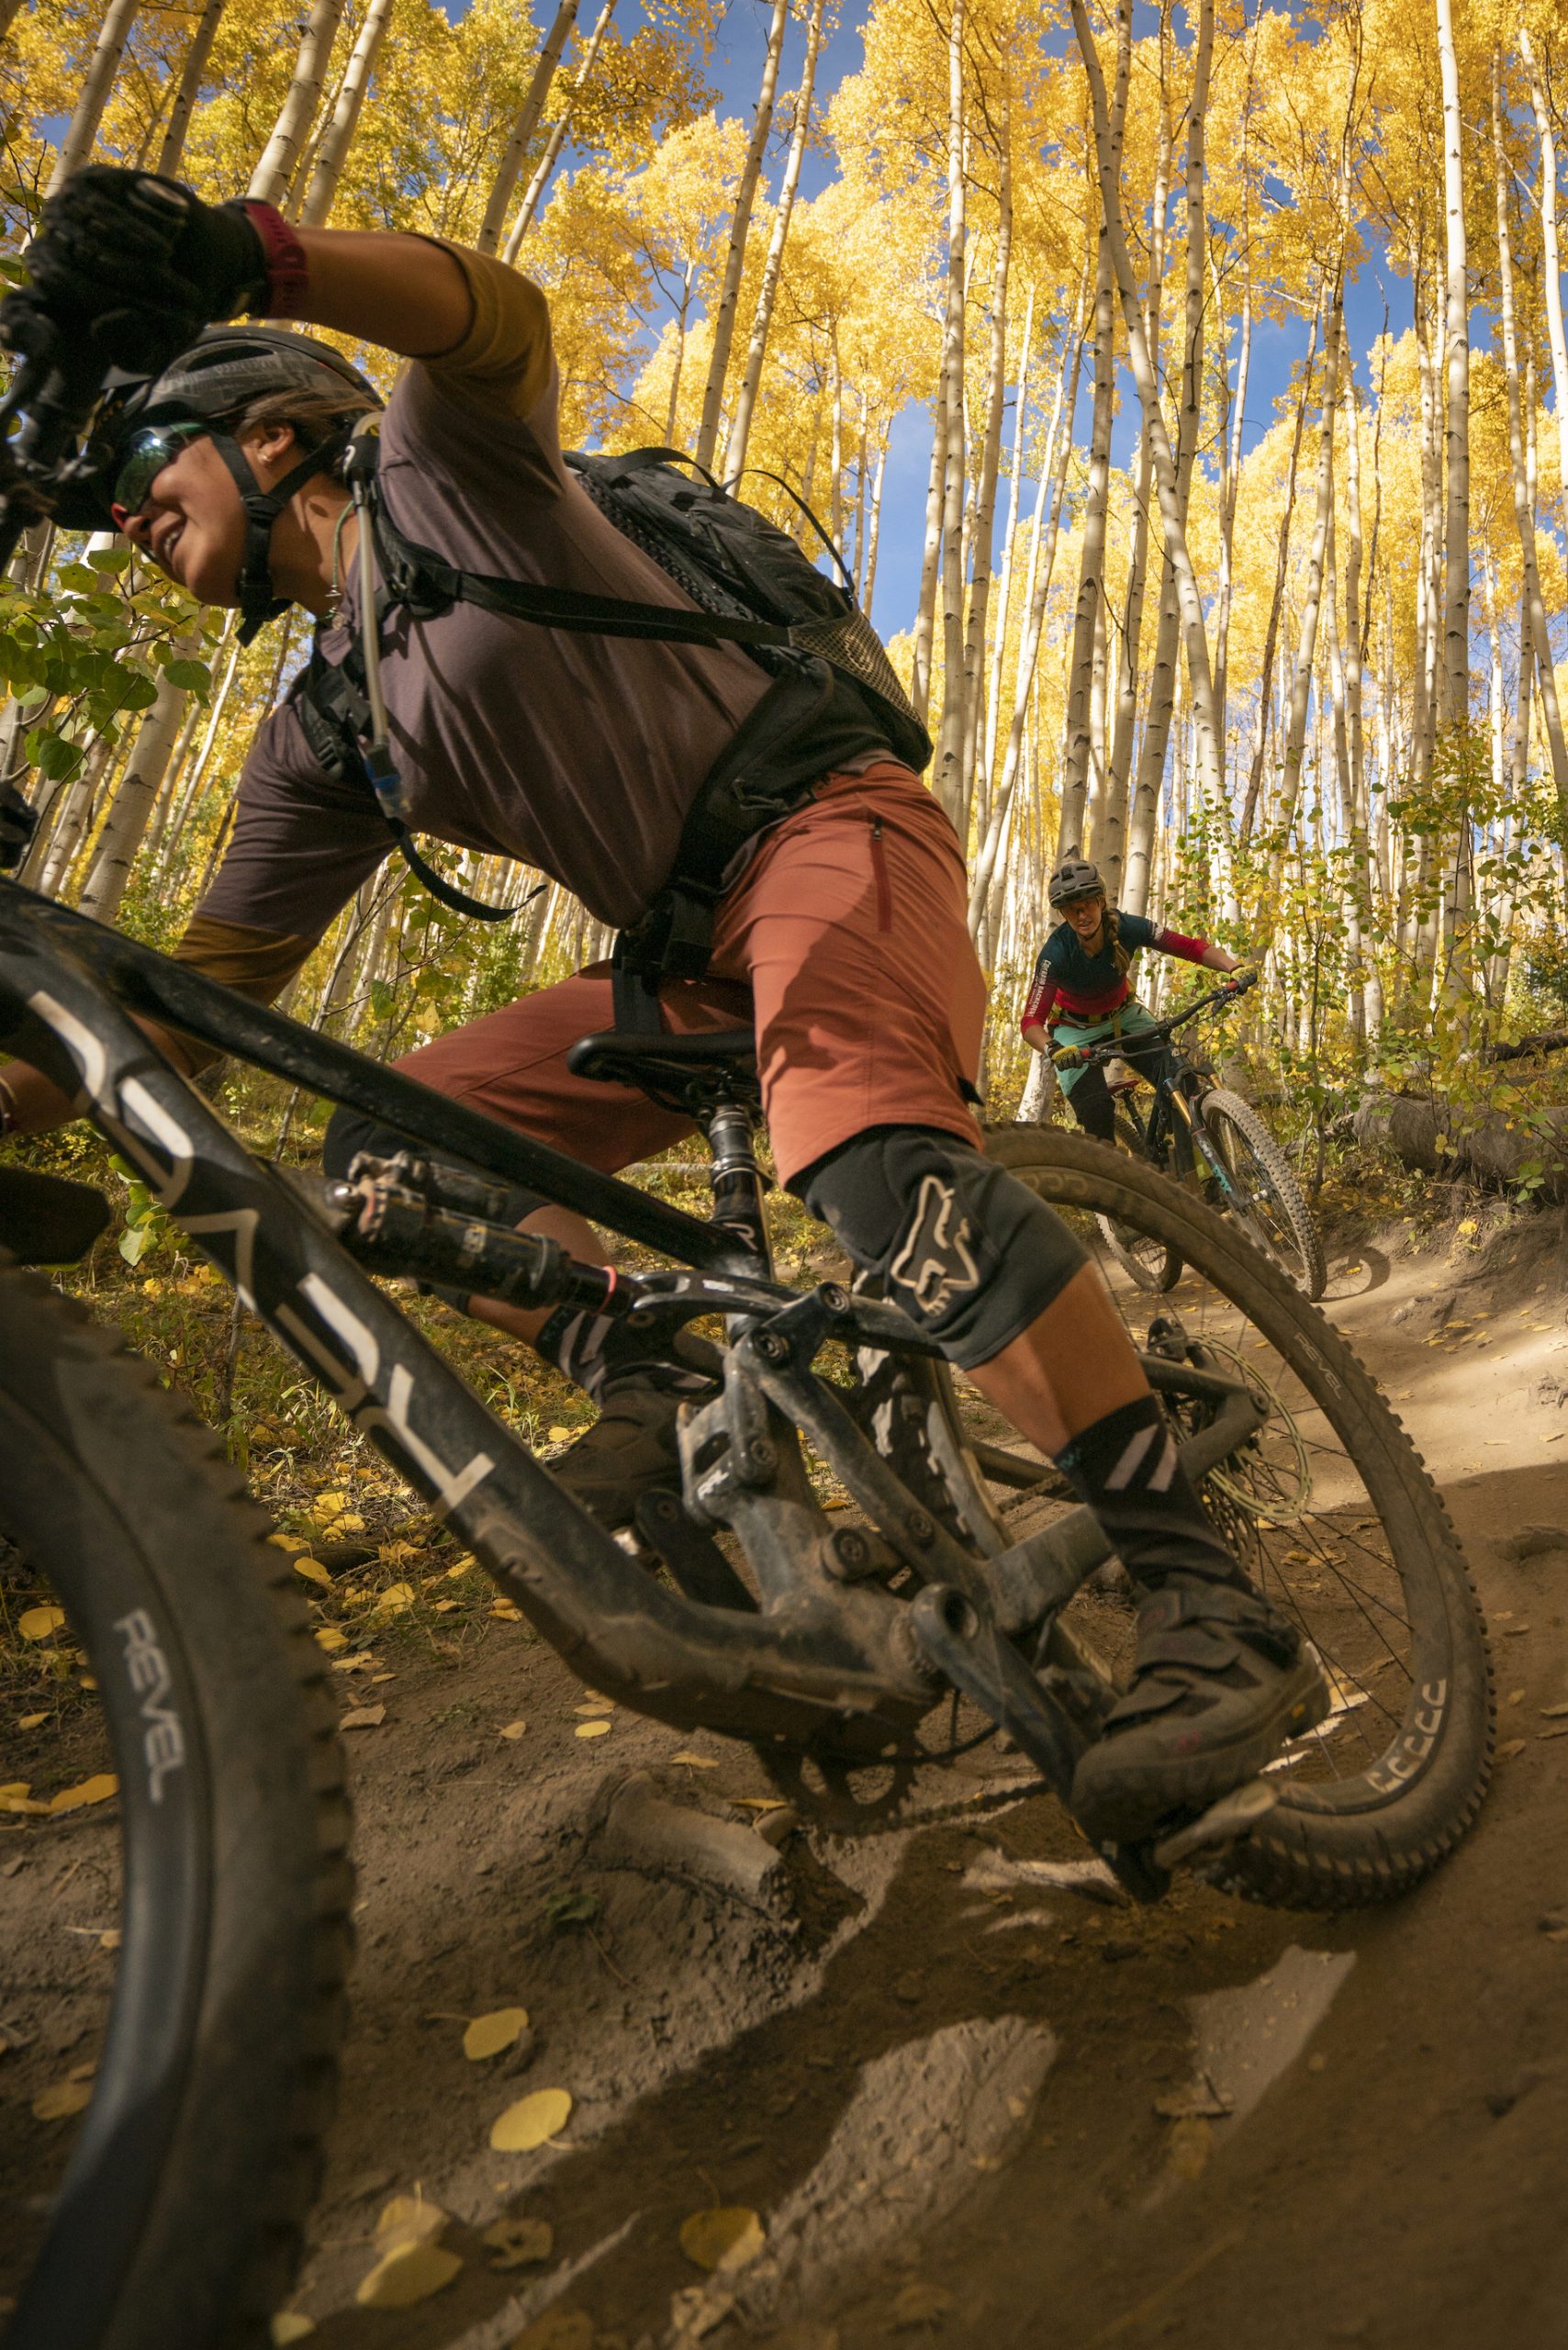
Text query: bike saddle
566 1027 760 1117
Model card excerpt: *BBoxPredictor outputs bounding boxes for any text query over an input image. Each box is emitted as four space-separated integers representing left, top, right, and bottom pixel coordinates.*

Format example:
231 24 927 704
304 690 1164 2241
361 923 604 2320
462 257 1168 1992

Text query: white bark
694 0 790 472
724 0 829 480
476 0 581 258
932 0 970 827
1521 26 1568 525
299 0 398 226
50 0 144 191
155 0 226 178
247 0 346 210
1435 0 1471 731
79 643 202 924
503 0 617 263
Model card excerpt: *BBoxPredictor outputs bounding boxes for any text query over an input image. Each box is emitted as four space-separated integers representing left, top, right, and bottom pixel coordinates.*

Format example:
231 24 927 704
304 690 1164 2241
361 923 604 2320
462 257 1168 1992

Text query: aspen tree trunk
1211 8 1258 738
476 0 581 257
1493 47 1568 841
1521 26 1568 524
299 0 397 226
1069 0 1225 832
1435 0 1471 733
142 695 204 870
1342 364 1383 1040
1059 11 1130 856
49 0 144 190
980 278 1036 818
504 0 617 261
1259 281 1345 949
1236 297 1319 847
969 315 1085 930
39 740 115 897
694 0 790 473
909 376 947 727
827 330 845 553
956 129 1014 843
931 0 972 829
724 0 829 480
862 429 888 611
1325 508 1365 1046
662 265 696 442
248 0 345 208
79 643 202 924
155 0 226 177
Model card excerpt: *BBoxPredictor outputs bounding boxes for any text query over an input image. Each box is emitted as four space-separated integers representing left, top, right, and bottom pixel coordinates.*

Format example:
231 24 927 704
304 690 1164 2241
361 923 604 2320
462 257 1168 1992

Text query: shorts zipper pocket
869 815 891 932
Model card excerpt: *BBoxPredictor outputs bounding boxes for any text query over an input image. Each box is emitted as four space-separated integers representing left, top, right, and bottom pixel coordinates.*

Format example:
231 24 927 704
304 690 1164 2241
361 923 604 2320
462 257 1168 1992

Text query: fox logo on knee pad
889 1174 981 1320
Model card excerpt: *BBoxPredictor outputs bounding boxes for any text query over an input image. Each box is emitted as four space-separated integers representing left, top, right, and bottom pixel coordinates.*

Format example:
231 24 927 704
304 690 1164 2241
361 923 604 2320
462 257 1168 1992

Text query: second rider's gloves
2 167 268 377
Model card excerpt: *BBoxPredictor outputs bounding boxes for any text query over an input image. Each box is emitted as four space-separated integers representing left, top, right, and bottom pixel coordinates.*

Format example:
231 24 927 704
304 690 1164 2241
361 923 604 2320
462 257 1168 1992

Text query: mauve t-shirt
197 349 776 938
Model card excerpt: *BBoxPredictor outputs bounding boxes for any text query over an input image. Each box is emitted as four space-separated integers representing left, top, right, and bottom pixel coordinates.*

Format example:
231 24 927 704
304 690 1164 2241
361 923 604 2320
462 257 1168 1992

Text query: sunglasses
112 420 211 518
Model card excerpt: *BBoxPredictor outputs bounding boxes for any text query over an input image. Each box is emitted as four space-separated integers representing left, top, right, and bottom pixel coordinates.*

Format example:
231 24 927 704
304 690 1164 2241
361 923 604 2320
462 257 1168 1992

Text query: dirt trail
9 1209 1568 2348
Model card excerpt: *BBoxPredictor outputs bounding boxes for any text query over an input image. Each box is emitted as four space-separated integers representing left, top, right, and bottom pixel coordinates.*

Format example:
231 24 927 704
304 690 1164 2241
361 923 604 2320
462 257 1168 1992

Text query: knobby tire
1200 1085 1327 1300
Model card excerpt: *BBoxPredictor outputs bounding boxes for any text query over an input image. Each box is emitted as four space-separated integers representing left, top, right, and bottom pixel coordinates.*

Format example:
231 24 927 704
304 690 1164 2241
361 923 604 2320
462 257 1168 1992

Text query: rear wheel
1199 1085 1326 1299
0 1265 353 2350
923 1130 1493 1908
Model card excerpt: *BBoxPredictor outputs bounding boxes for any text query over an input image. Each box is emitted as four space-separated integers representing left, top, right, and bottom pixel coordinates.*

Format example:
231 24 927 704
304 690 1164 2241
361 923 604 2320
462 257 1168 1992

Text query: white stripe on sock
1148 1433 1179 1494
1104 1423 1158 1491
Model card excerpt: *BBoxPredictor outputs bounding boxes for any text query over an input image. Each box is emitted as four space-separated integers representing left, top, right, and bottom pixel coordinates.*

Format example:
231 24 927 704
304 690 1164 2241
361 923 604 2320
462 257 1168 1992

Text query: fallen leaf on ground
375 2193 447 2248
574 1719 610 1740
271 2316 315 2344
511 2311 592 2350
463 2007 530 2061
1540 1703 1568 1718
481 2215 554 2269
890 2281 953 2328
679 2207 765 2273
0 1788 47 1815
267 1533 309 1553
339 1705 386 1731
1498 1739 1528 1759
99 1928 121 1952
293 1558 331 1588
50 1774 118 1812
18 1713 46 1730
546 1426 575 1444
1508 1690 1526 1707
32 2076 92 2121
491 1599 523 1621
498 1720 527 1741
490 2086 572 2152
314 1628 349 1653
575 1700 614 1715
372 1582 415 1615
1166 2115 1212 2180
732 1796 786 1814
354 2240 461 2309
17 1606 66 1642
671 1751 718 1769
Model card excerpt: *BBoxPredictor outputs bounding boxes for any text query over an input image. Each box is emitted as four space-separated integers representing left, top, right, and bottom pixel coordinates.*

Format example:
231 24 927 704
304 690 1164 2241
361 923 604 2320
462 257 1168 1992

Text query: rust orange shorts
392 760 987 1190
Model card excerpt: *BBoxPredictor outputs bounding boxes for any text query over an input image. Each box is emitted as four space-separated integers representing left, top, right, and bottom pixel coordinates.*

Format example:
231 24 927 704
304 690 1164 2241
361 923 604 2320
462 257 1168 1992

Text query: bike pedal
1151 1777 1279 1872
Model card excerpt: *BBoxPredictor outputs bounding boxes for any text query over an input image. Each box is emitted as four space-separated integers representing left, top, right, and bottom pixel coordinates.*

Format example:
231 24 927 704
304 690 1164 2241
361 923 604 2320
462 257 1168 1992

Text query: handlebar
1053 968 1257 1069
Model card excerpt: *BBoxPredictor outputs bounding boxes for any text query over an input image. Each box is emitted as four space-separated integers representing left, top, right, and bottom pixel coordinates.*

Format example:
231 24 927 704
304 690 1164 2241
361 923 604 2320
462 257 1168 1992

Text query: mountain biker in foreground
1021 851 1249 1138
0 170 1327 1843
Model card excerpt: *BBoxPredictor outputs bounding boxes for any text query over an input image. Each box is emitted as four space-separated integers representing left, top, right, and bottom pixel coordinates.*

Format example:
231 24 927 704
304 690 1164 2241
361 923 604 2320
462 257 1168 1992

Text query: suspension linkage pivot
307 1150 628 1318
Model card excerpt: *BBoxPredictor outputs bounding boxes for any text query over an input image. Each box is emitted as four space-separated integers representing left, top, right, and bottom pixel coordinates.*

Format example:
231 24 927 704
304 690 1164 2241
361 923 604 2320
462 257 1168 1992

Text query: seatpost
703 1094 772 1273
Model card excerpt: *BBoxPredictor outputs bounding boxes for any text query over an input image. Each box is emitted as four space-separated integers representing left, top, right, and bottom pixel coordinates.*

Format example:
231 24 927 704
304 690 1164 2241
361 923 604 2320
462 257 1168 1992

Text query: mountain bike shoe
550 1372 688 1532
1070 1573 1331 1847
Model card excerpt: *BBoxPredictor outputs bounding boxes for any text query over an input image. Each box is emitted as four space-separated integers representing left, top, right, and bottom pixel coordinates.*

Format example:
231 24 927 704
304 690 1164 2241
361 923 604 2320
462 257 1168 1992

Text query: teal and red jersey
1020 911 1208 1033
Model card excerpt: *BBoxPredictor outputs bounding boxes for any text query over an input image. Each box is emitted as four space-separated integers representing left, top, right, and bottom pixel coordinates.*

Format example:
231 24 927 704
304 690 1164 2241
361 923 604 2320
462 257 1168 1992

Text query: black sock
535 1304 711 1404
1053 1393 1247 1594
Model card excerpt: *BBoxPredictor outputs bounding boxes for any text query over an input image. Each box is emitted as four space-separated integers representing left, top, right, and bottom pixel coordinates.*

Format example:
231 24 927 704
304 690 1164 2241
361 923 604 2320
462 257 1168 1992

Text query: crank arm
908 1583 1086 1796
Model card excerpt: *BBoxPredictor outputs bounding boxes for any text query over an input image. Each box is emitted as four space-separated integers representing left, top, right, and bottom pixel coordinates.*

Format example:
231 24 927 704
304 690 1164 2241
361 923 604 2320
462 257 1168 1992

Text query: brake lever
0 332 109 573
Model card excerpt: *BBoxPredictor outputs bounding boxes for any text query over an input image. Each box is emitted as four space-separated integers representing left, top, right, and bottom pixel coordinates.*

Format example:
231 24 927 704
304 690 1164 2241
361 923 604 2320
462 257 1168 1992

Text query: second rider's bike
1056 969 1328 1300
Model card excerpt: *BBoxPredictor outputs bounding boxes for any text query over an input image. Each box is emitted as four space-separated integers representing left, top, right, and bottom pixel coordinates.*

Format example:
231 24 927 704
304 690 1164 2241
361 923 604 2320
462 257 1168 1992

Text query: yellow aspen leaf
99 1928 121 1952
482 2215 554 2269
498 1719 527 1740
314 1628 349 1652
18 1713 47 1729
678 2207 765 2273
732 1797 786 1813
463 2006 530 2060
375 2193 448 2248
354 2240 462 2309
0 1791 49 1815
32 2076 92 2121
490 1598 523 1621
271 2317 315 2344
574 1719 611 1740
339 1705 386 1730
432 1598 458 1613
546 1426 575 1443
489 2087 572 2152
17 1606 66 1641
0 1780 28 1796
267 1533 309 1552
313 1490 347 1513
372 1582 416 1614
78 1674 97 1693
50 1774 118 1812
377 1540 419 1563
293 1558 331 1588
671 1751 718 1769
575 1699 613 1715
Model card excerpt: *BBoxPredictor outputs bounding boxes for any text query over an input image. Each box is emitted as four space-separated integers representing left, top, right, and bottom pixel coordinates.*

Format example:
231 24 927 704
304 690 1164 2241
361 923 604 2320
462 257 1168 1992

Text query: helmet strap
209 423 354 644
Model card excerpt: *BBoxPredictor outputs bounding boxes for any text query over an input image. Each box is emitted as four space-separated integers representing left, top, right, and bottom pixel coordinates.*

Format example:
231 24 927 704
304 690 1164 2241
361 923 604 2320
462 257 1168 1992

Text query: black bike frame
1085 983 1245 1202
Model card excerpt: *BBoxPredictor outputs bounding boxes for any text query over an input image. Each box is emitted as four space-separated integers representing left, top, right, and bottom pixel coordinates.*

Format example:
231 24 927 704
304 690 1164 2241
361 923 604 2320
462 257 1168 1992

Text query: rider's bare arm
1199 943 1244 974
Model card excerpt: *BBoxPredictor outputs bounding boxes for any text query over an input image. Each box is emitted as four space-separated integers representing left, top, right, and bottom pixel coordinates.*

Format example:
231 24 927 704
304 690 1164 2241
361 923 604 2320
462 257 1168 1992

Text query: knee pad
797 1125 1087 1368
320 1103 545 1227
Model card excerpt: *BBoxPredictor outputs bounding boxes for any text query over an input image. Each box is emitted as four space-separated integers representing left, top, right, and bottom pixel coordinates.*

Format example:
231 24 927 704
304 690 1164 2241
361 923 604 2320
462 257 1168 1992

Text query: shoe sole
1071 1647 1333 1849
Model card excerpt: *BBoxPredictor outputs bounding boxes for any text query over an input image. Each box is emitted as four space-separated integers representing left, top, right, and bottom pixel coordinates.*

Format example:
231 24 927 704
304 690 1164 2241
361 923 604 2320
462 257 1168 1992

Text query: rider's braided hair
1103 901 1132 976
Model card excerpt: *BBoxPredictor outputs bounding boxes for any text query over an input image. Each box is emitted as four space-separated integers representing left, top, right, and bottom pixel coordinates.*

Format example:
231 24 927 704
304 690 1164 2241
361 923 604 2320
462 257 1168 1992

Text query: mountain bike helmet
53 324 382 640
1047 847 1104 906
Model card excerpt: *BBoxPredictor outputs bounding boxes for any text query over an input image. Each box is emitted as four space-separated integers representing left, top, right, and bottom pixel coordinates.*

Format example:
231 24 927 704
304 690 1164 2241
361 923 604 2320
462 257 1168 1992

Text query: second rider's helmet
1047 847 1104 907
55 324 382 639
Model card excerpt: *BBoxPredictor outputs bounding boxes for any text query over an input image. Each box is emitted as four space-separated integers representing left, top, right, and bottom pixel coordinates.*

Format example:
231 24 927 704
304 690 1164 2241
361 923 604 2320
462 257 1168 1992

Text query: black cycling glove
2 167 267 377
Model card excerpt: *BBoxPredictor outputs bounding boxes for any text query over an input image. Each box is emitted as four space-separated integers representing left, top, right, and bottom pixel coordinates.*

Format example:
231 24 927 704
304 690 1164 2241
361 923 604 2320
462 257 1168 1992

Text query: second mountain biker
0 170 1328 1841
